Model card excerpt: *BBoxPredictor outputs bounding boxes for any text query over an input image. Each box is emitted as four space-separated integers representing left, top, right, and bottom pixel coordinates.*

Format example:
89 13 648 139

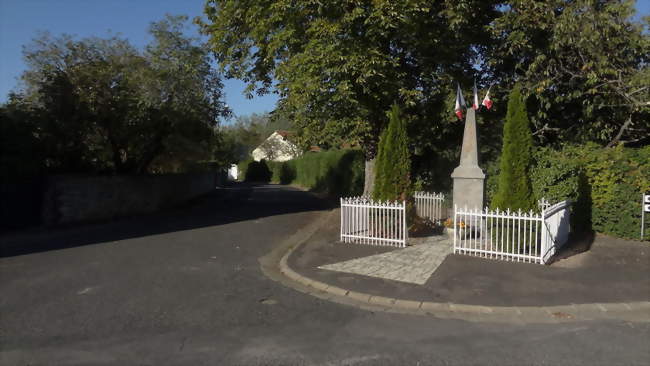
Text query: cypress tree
492 84 535 212
373 103 411 202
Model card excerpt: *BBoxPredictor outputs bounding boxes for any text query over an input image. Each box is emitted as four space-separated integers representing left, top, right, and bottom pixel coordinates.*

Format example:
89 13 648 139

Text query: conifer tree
373 104 411 202
492 85 535 211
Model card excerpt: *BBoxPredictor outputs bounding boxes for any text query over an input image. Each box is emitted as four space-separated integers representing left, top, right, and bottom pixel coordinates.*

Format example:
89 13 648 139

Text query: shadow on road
0 183 332 257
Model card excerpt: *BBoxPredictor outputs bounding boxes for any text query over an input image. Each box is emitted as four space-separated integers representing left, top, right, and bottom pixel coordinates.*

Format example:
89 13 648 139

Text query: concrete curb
265 210 650 323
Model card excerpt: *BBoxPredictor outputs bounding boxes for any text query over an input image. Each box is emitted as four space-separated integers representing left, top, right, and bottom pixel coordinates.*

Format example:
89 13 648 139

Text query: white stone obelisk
451 108 485 211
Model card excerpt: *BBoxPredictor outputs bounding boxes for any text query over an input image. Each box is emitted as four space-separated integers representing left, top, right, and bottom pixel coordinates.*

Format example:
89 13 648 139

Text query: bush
373 104 412 201
243 160 272 182
529 143 650 240
491 85 536 212
237 158 253 181
573 144 649 240
262 150 364 196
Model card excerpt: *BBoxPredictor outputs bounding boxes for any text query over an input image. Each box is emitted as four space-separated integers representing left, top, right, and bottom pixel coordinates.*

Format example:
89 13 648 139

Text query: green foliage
264 150 364 197
530 147 589 232
573 144 649 240
373 104 411 201
489 0 649 146
518 143 650 240
243 160 272 182
0 96 44 179
492 85 535 212
237 158 253 181
3 15 229 176
200 0 499 158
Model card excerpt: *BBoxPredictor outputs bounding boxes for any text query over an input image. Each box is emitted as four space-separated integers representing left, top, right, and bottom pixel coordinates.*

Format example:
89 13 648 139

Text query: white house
251 131 301 162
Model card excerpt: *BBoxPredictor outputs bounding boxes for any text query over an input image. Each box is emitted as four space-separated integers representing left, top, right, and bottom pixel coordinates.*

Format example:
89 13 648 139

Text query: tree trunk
363 157 376 197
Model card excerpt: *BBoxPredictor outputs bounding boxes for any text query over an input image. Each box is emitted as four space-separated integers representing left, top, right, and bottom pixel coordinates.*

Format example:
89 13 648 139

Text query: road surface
1 184 648 365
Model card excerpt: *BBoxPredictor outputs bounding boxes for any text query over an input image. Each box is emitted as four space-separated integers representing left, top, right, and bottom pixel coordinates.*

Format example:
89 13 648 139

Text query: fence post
540 207 547 264
453 204 457 253
402 201 408 247
340 197 344 243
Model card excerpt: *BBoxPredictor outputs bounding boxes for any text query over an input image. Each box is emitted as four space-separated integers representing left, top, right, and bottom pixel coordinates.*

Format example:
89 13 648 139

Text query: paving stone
318 238 453 285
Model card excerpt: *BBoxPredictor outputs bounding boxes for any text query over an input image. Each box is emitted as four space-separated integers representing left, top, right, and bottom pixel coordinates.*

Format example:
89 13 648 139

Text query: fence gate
340 197 407 247
414 191 445 223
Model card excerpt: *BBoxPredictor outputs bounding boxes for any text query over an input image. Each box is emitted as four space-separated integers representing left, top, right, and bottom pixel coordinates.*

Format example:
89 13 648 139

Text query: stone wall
42 173 218 226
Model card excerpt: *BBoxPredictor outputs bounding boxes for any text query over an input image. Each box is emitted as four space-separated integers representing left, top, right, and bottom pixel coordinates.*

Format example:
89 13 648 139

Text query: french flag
482 86 493 110
454 83 466 119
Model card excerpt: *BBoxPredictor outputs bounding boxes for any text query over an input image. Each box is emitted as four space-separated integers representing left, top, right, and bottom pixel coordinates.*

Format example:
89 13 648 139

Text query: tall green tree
9 15 230 174
488 0 649 147
373 104 411 202
199 0 499 194
492 85 535 212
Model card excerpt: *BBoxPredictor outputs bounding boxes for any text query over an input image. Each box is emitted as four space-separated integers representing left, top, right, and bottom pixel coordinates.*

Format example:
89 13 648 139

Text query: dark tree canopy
488 0 650 147
199 0 498 159
3 15 230 175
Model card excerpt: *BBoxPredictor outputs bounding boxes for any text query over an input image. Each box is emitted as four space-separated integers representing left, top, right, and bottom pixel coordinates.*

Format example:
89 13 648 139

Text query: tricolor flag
472 79 480 110
481 86 493 110
454 83 466 119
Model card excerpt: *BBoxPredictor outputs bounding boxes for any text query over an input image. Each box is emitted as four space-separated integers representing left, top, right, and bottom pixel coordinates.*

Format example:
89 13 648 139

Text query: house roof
275 130 293 138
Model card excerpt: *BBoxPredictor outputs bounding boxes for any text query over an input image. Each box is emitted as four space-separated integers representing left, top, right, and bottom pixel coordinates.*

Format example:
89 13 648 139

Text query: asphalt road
1 184 648 365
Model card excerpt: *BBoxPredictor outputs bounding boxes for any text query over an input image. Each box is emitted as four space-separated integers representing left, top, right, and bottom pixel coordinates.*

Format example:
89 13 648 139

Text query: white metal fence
453 200 571 264
414 191 445 223
340 196 407 247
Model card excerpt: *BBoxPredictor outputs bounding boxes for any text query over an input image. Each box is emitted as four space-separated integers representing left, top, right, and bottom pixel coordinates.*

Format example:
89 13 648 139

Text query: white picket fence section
414 191 445 223
340 196 407 247
453 200 571 264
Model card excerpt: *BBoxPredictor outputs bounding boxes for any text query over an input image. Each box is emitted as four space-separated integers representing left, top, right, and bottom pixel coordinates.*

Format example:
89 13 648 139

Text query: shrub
491 84 536 212
373 104 411 201
529 143 650 240
255 150 364 196
243 160 272 182
237 158 253 181
573 144 649 240
291 150 365 196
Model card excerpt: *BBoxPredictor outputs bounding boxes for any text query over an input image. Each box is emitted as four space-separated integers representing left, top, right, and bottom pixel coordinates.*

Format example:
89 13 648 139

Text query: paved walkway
319 237 452 285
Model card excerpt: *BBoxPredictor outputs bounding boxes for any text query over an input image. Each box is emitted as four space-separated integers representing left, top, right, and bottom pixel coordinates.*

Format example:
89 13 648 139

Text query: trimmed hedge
277 150 365 196
489 143 650 240
240 150 365 197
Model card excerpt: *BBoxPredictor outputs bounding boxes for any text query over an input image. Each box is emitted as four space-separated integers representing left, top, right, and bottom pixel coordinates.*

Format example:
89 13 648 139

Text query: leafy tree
488 0 650 147
373 104 411 201
0 94 45 178
492 85 535 212
9 15 230 175
199 0 499 194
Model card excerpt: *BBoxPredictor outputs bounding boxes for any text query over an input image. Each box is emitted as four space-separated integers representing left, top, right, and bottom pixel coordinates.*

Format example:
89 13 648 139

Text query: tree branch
606 114 633 148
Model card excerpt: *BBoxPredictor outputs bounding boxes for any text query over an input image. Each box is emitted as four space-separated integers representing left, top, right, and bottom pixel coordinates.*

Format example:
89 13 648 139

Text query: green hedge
248 149 364 196
490 143 650 240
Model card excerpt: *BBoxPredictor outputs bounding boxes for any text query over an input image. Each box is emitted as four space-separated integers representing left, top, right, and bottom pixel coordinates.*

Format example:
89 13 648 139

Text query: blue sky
0 0 278 119
1 0 648 118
